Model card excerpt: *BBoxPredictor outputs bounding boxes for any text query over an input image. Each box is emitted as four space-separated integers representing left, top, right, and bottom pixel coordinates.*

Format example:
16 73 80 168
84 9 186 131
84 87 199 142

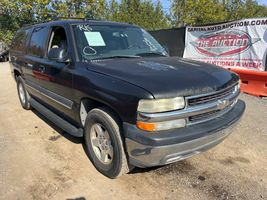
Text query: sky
255 0 267 5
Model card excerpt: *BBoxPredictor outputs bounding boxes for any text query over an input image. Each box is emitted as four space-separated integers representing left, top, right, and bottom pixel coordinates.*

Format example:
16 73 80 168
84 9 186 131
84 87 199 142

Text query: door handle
27 63 33 68
39 65 45 73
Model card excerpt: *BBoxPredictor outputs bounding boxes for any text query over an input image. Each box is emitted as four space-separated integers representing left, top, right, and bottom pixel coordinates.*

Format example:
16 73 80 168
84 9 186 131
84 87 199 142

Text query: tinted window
11 29 30 52
29 26 49 57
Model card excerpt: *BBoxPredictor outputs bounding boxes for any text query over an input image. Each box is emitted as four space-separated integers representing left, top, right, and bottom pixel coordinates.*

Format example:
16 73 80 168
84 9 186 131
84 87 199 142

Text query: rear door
24 26 50 100
10 28 41 99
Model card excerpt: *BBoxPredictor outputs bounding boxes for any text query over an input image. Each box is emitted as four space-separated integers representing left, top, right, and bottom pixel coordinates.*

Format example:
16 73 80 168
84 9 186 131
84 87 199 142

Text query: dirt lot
0 62 267 200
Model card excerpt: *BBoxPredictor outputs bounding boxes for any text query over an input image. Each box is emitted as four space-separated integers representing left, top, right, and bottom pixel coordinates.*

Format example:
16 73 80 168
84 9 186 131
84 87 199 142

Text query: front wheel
84 107 131 178
17 76 31 110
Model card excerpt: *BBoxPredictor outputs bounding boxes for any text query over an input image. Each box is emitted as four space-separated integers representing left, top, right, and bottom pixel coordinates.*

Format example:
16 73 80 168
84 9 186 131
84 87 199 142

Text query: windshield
72 24 168 61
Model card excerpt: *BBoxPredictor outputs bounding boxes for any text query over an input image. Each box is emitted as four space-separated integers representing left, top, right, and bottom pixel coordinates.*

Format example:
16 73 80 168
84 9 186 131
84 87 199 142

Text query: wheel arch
79 97 123 128
81 98 132 176
14 69 21 80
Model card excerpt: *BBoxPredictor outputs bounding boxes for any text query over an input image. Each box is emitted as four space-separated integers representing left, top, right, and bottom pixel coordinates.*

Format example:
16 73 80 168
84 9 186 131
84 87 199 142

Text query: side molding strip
25 81 73 110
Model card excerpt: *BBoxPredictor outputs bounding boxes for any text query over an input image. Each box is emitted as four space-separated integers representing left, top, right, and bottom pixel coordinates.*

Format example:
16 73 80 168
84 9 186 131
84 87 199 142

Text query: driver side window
47 26 68 57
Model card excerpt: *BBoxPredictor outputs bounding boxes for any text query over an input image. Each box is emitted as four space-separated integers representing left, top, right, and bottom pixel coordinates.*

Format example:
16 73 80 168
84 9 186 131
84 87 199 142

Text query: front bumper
124 100 245 168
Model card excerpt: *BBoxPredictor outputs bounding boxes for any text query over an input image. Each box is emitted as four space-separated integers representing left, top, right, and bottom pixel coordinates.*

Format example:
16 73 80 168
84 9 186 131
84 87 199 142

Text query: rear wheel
84 107 131 178
17 76 31 110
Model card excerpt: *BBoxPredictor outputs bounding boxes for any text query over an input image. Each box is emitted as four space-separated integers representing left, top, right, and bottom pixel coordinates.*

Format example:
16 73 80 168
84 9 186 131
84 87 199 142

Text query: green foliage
0 0 52 45
0 0 267 46
171 0 267 26
49 0 108 19
223 0 267 20
171 0 227 26
107 0 170 30
0 0 169 45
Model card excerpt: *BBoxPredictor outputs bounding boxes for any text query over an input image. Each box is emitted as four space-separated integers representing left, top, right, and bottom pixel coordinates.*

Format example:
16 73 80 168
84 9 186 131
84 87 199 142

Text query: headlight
137 97 185 113
233 82 240 94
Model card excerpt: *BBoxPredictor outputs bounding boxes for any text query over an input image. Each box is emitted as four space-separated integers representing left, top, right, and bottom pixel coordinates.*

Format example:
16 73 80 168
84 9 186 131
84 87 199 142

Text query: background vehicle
9 19 245 178
0 42 9 62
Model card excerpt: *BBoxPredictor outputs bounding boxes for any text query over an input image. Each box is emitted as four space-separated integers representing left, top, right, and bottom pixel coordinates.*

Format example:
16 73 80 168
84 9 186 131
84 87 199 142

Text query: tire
17 76 32 110
84 107 131 178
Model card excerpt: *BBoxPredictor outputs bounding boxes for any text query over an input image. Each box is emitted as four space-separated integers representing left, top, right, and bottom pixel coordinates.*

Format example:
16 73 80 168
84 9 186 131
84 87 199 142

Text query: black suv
9 19 245 178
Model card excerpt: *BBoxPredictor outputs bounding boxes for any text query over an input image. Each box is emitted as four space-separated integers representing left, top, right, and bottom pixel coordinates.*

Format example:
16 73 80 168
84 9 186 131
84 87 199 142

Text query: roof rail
22 19 51 28
22 24 31 27
53 17 87 21
21 17 99 27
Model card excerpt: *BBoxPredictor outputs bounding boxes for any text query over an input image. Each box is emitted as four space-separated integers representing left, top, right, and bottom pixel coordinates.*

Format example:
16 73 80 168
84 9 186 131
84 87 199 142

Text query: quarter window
29 27 49 57
11 29 30 52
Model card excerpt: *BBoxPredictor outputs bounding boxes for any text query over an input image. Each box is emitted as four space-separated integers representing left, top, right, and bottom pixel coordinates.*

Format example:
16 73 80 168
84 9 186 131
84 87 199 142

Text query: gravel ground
0 61 266 200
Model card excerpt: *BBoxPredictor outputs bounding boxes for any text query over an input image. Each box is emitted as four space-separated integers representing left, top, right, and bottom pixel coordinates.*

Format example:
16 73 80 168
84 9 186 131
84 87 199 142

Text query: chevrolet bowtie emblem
217 99 229 110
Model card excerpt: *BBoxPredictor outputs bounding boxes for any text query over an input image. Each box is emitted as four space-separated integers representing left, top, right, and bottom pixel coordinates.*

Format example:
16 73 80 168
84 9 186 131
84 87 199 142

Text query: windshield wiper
135 52 168 57
91 55 140 60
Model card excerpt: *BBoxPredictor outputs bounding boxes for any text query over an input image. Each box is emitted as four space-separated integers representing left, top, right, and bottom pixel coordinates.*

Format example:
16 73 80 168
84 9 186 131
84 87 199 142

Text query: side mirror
48 48 70 63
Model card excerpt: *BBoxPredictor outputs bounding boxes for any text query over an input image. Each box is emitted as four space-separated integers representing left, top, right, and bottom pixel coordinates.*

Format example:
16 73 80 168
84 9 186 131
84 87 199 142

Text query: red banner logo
191 29 260 57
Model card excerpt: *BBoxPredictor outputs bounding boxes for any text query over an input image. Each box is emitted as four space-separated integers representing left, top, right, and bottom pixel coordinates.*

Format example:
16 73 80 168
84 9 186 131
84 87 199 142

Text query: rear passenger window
29 27 49 57
11 29 30 52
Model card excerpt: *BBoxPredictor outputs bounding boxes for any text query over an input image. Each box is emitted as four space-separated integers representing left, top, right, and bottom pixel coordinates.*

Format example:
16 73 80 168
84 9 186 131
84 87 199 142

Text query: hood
86 57 239 98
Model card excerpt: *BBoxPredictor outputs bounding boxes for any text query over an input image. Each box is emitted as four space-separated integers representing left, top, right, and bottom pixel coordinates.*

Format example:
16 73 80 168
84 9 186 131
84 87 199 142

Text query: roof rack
22 18 52 27
53 17 103 21
21 17 100 28
53 17 87 21
22 20 50 28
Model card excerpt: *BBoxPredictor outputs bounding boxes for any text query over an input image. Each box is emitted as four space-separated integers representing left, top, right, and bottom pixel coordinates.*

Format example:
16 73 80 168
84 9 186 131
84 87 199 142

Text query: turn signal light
136 121 156 131
136 119 186 132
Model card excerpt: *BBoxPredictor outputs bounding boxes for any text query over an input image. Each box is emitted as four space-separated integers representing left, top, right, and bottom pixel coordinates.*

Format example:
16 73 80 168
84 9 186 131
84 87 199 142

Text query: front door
35 25 77 124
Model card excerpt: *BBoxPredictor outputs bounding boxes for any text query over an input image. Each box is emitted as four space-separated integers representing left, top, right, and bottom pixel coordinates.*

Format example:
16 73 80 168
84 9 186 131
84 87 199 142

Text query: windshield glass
72 24 167 61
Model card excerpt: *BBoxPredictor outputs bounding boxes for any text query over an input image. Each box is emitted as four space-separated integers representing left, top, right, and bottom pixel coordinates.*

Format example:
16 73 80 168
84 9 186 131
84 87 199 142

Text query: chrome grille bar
187 84 236 106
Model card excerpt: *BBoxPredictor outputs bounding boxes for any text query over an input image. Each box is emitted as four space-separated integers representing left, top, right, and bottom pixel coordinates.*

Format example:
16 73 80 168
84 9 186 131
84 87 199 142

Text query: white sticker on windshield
77 24 92 32
84 32 106 46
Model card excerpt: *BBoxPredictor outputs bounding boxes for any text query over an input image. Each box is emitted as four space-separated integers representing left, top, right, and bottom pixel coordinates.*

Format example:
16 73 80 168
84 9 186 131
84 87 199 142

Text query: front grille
188 101 236 124
188 84 237 106
187 84 239 125
189 110 220 122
